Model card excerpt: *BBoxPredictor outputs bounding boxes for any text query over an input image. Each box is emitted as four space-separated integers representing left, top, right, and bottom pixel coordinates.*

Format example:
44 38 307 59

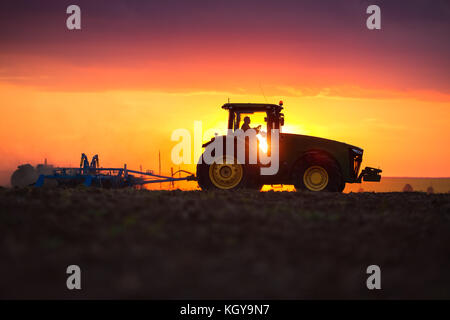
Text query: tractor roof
221 103 283 112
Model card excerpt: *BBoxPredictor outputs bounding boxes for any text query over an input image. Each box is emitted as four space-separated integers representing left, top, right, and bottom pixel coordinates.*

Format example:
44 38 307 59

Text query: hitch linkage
357 167 382 183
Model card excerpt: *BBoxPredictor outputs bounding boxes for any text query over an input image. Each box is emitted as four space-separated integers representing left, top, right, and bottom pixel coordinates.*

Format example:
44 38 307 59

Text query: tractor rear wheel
196 155 258 191
292 152 343 192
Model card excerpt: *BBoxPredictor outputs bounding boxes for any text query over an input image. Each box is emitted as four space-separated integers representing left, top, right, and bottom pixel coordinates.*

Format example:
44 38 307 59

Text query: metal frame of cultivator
35 166 196 188
34 155 196 188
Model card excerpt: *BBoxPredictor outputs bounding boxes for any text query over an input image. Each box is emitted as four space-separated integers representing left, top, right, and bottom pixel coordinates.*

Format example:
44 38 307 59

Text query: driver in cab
241 116 261 134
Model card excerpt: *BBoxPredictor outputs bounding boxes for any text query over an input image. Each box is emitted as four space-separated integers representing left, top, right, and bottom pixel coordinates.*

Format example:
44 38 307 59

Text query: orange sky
0 0 449 187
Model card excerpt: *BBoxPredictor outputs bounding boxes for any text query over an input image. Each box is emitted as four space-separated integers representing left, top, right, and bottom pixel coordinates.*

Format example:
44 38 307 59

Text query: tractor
196 101 381 192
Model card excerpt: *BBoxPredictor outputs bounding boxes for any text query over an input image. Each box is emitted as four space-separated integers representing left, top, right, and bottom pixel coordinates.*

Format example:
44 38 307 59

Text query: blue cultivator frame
35 165 196 188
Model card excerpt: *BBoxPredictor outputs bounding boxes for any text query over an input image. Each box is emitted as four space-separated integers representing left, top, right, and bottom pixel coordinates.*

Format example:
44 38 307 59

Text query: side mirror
280 115 285 126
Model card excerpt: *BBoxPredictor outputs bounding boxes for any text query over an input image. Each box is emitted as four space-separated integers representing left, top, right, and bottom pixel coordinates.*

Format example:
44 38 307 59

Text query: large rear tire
292 152 343 192
196 155 259 191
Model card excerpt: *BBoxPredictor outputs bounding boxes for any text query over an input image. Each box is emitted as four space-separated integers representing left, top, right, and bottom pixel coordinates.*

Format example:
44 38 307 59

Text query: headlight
352 148 363 155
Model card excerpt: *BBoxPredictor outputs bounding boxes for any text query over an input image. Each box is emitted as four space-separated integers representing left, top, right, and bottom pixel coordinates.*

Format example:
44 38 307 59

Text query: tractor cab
222 102 285 134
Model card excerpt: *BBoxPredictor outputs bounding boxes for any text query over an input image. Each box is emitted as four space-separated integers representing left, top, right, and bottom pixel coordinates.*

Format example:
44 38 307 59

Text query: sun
257 134 268 153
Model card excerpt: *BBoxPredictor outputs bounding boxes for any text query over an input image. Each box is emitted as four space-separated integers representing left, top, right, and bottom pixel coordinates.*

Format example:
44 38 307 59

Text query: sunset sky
0 0 449 187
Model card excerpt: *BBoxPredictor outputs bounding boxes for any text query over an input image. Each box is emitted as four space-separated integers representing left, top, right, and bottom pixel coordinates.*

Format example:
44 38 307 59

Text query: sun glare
257 134 268 153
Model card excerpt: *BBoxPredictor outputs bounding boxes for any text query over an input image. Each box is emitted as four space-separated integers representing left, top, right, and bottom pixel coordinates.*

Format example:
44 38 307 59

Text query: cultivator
33 154 196 188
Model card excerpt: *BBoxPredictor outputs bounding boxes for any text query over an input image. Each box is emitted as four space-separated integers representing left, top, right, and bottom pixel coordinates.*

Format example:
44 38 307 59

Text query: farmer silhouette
241 116 261 133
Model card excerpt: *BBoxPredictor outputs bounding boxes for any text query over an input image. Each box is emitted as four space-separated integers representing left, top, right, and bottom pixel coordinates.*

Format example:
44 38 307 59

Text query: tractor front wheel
292 152 343 192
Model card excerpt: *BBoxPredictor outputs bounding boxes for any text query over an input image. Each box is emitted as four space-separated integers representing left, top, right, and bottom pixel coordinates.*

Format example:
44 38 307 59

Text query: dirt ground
0 187 449 299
